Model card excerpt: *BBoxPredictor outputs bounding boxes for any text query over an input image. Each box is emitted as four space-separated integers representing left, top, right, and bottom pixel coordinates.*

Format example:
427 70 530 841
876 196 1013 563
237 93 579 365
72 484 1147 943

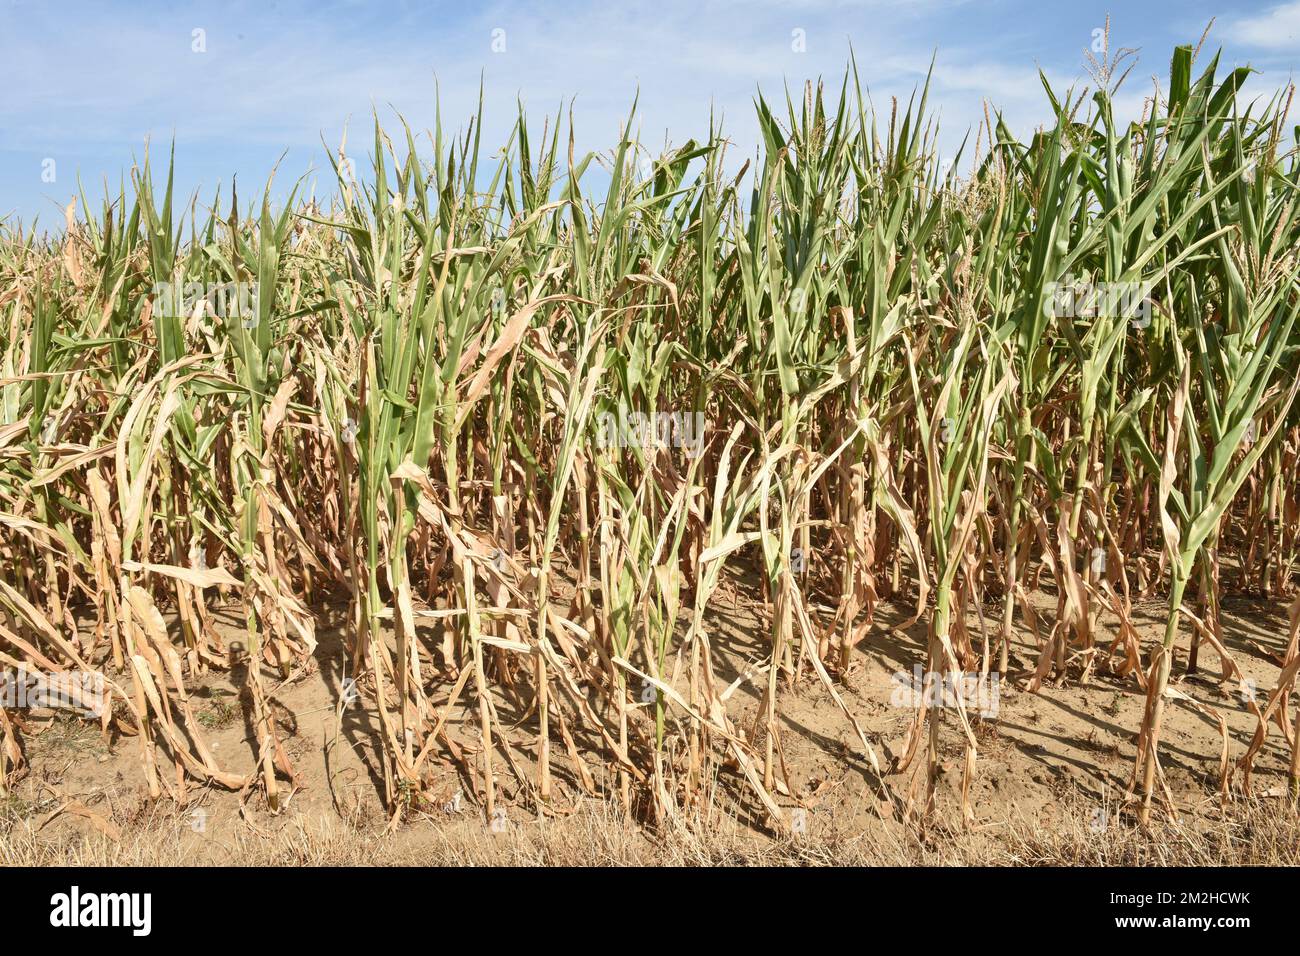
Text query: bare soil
4 581 1298 866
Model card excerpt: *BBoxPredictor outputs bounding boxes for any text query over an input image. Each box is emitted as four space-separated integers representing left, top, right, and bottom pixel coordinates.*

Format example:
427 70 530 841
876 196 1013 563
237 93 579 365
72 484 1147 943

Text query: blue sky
1 0 1297 227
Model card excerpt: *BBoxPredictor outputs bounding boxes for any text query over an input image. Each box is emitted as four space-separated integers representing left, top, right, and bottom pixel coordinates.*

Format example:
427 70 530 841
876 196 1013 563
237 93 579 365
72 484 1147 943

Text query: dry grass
5 794 1298 867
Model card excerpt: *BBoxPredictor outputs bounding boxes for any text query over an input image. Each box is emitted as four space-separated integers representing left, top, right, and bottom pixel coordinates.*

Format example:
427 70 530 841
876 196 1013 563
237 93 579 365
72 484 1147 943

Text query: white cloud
7 0 1292 222
1223 2 1300 51
0 0 1034 159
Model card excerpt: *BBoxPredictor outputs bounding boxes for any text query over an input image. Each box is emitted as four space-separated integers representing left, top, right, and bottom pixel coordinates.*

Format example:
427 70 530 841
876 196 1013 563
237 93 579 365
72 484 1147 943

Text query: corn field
3 39 1300 833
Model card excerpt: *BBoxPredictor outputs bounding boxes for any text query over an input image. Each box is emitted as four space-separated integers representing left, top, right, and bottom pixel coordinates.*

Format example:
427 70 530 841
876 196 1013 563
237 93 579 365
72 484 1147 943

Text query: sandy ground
4 580 1298 865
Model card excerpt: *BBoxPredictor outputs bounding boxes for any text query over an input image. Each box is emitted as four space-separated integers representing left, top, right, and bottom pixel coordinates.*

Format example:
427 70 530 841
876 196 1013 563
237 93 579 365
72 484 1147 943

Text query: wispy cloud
1222 2 1300 52
0 0 1294 221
